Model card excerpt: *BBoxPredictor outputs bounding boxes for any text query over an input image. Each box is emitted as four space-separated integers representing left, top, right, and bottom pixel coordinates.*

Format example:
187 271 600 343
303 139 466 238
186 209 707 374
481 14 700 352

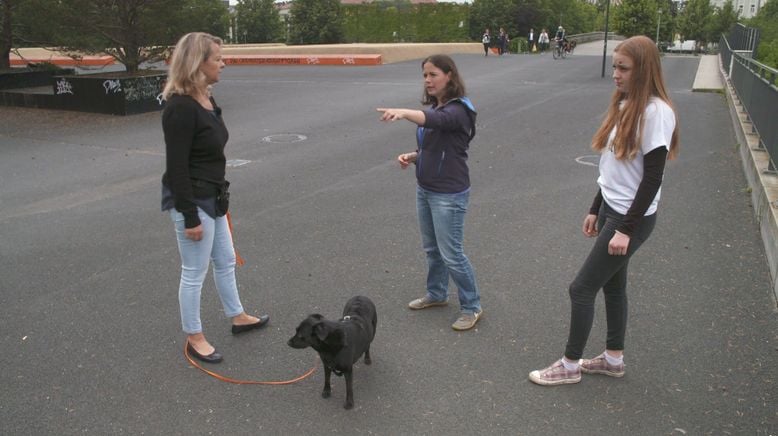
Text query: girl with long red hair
530 35 680 385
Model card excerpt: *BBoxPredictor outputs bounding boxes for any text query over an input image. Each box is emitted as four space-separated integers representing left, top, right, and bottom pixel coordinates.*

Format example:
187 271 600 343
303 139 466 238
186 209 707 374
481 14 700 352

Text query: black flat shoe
231 314 270 335
186 342 223 363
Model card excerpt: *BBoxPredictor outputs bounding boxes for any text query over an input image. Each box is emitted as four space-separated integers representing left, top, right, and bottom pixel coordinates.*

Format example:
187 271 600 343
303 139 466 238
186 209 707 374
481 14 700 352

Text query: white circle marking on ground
261 134 308 144
575 155 600 167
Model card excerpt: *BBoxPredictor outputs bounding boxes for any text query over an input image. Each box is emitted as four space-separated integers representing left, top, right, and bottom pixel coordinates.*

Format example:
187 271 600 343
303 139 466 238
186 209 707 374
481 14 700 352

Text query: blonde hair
591 35 679 160
162 32 223 100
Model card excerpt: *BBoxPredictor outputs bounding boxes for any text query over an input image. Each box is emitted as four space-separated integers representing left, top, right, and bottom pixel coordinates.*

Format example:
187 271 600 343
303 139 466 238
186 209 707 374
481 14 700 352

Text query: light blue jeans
170 208 244 334
416 186 481 314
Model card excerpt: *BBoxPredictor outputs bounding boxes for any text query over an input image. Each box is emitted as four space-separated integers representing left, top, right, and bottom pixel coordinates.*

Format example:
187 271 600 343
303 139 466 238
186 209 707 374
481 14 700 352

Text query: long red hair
591 35 679 160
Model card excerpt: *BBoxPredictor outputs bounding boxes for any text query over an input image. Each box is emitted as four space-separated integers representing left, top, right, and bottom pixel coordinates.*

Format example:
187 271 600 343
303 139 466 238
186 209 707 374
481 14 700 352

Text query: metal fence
728 23 760 55
721 32 778 172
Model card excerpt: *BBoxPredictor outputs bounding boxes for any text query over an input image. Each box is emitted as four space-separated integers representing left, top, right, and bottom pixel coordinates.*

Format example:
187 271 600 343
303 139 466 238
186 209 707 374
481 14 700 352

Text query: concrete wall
222 42 483 64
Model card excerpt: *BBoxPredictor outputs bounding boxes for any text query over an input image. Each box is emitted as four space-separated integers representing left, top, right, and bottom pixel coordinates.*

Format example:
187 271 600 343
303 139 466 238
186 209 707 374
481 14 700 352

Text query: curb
222 54 382 66
692 55 724 92
719 55 778 304
10 55 115 67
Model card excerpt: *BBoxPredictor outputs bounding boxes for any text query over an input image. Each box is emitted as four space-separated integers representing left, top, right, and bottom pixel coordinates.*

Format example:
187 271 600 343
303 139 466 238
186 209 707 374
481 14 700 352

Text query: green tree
655 0 677 43
710 0 739 39
0 0 13 69
12 0 229 72
613 0 660 38
469 0 516 41
544 0 597 34
747 0 778 68
513 0 546 38
289 0 343 45
677 0 714 45
235 0 282 43
179 0 231 38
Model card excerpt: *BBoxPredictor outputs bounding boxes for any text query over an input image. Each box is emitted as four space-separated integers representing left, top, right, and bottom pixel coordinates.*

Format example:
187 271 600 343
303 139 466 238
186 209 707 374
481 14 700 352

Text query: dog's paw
321 389 331 399
364 357 372 365
344 401 354 410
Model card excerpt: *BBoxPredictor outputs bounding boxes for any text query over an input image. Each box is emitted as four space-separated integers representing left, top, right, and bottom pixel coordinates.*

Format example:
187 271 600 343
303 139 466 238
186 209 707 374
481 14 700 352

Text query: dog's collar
341 316 352 321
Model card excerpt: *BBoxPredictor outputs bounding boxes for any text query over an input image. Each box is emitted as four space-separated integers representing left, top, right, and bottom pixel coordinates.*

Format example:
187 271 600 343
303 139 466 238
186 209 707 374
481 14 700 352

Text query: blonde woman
161 32 269 364
530 36 679 385
538 28 550 54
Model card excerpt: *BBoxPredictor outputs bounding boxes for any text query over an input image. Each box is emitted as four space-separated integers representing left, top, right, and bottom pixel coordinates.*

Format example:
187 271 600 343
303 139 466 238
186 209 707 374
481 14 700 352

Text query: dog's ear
313 323 330 341
318 327 345 347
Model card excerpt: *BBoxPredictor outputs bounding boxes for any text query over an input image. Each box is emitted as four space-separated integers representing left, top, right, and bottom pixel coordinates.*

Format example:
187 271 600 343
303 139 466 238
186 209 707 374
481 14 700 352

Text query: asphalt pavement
0 43 776 435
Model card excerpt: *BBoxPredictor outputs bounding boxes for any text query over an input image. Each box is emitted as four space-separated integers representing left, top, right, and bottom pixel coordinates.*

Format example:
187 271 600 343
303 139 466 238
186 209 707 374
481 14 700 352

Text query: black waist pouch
216 181 230 216
192 179 230 216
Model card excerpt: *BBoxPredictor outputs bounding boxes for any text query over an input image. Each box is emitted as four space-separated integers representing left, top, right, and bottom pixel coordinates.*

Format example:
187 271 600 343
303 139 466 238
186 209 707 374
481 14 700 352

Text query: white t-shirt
598 97 675 215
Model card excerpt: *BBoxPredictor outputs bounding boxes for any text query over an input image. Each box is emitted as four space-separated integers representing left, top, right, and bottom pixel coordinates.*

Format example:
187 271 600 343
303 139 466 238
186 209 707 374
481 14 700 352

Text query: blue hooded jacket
416 97 477 193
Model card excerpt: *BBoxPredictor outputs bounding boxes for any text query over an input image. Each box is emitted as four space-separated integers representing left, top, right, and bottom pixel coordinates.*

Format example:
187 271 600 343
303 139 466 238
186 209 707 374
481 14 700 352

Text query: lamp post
656 8 662 46
601 0 610 77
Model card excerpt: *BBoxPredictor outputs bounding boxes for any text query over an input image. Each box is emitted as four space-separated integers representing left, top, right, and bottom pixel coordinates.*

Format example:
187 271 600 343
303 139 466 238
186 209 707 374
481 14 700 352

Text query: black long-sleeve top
161 94 229 228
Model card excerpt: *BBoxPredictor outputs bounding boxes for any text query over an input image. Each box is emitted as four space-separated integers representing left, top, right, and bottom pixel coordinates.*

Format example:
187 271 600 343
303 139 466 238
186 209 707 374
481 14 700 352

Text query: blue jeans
416 186 481 314
170 208 244 334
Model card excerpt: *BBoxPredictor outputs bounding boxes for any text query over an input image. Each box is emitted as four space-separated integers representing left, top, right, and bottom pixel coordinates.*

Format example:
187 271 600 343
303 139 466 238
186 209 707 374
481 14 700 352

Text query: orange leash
209 212 315 384
225 211 245 267
184 343 318 385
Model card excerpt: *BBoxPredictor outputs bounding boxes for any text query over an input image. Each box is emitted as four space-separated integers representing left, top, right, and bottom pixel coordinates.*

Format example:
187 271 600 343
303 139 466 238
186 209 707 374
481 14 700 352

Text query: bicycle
552 41 566 59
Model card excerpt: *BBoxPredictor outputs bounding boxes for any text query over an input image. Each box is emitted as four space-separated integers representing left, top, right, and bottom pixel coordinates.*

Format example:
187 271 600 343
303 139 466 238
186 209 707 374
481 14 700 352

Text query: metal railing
721 33 778 172
728 23 760 56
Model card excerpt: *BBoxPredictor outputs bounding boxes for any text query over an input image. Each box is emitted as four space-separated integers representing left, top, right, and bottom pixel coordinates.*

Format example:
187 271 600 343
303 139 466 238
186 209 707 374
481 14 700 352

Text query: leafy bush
756 39 778 70
26 61 62 71
342 2 471 43
748 0 778 69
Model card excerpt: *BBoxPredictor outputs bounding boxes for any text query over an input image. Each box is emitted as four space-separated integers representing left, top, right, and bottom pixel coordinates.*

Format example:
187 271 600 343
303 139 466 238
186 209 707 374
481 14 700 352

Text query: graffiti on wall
55 78 74 95
123 76 165 103
103 79 122 94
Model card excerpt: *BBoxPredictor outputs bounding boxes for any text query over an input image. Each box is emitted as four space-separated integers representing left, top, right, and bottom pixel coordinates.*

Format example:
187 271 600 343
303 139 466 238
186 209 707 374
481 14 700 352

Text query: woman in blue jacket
377 54 483 331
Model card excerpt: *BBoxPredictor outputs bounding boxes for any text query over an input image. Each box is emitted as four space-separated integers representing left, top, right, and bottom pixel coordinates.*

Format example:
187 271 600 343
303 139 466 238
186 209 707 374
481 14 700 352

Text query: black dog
288 296 377 409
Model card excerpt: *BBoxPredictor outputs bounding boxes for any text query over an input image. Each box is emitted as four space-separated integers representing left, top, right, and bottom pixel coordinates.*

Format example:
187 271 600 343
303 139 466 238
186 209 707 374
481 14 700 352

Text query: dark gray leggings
564 202 656 360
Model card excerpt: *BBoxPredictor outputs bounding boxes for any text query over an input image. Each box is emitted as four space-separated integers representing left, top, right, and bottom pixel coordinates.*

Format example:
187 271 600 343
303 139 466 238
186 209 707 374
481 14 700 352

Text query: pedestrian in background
376 54 483 331
482 28 491 57
529 35 680 385
538 28 550 54
499 28 508 55
161 32 270 364
527 28 535 53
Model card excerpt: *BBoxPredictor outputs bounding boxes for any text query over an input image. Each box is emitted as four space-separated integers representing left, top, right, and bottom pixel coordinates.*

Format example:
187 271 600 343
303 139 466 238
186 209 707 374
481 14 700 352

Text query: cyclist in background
554 26 566 52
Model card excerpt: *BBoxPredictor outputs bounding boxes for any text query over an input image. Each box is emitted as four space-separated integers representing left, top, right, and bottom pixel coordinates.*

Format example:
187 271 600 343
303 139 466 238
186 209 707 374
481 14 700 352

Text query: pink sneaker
580 352 625 377
528 359 581 386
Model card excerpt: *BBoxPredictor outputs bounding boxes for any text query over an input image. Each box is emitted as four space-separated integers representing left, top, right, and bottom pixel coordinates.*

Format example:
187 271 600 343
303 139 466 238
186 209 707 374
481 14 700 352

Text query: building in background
710 0 768 18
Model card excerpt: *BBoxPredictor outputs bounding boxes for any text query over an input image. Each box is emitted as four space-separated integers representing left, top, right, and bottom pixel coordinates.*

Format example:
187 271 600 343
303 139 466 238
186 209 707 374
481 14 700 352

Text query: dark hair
421 54 466 106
